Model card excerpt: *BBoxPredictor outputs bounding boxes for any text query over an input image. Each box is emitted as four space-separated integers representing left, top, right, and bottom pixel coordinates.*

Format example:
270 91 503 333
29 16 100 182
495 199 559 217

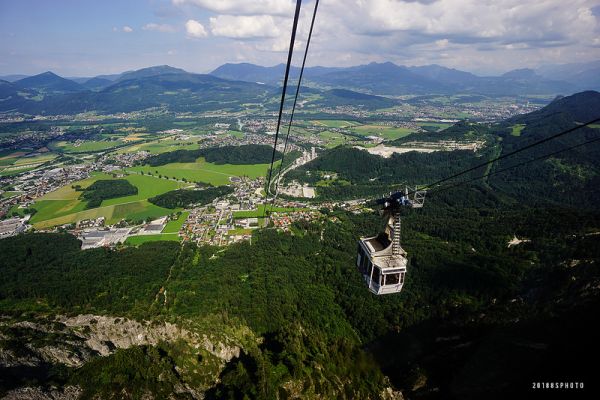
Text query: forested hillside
288 91 600 208
1 185 599 398
143 145 281 167
148 186 234 209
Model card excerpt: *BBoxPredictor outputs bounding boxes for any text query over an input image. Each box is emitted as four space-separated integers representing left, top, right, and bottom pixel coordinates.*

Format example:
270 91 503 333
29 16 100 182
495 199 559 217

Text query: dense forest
143 144 282 167
148 186 234 209
80 179 138 208
1 183 599 398
285 145 497 200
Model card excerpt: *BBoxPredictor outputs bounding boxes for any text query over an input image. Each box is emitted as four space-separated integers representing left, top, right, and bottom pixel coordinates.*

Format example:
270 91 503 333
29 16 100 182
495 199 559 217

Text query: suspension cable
430 132 600 195
415 116 600 193
264 0 303 204
271 0 320 200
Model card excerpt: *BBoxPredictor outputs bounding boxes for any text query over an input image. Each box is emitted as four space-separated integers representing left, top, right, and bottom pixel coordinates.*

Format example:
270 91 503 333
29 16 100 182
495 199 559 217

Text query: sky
1 0 599 77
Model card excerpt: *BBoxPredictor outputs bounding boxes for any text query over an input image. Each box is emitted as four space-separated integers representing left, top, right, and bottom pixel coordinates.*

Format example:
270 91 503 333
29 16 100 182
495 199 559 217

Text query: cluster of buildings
0 215 29 239
0 165 92 218
270 210 320 231
181 178 266 246
76 216 169 249
79 227 132 250
98 151 150 168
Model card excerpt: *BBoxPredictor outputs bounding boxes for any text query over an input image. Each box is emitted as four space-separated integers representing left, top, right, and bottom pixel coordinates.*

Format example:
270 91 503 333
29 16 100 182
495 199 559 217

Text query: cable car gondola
356 187 426 295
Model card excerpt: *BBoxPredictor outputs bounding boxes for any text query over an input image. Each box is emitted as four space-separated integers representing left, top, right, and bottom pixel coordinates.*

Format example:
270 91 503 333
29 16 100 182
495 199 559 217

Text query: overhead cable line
264 0 303 204
272 0 320 200
430 132 600 194
417 116 600 193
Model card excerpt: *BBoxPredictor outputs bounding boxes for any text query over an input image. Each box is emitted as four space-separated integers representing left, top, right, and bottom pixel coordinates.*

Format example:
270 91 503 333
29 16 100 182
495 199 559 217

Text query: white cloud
166 0 600 73
143 23 176 33
210 15 281 39
172 0 294 16
185 19 208 38
287 0 600 71
435 39 449 48
122 26 133 33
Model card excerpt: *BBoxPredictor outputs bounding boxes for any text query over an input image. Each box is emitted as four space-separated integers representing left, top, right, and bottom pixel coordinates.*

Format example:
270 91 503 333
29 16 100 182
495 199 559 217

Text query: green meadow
312 120 359 128
0 152 57 176
233 204 306 218
318 131 349 148
350 124 414 140
511 124 526 136
49 140 127 153
115 138 201 154
128 157 275 186
31 173 185 229
124 233 180 245
163 212 189 233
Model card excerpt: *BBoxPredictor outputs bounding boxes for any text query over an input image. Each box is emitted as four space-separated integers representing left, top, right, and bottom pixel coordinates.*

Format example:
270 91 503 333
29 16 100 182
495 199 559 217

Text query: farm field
115 138 201 154
350 125 414 139
163 212 189 233
0 165 38 177
0 152 57 176
124 233 181 245
416 122 453 130
1 191 21 199
312 120 360 128
11 153 57 166
30 173 184 228
511 124 526 136
0 151 28 166
49 140 129 153
318 131 348 148
227 228 253 235
233 204 305 218
128 157 275 186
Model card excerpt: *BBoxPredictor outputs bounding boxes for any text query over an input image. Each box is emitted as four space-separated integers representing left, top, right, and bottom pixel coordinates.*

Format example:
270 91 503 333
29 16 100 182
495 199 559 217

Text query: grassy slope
163 212 189 233
31 173 184 228
128 157 275 186
125 234 180 245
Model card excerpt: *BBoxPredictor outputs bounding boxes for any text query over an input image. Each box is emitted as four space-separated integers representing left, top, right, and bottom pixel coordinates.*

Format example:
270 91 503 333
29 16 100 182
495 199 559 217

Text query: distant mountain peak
117 65 188 82
502 68 537 79
15 71 85 93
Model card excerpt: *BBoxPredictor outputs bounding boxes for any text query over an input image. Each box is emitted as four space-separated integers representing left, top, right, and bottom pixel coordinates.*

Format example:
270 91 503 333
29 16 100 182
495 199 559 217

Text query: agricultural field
233 204 305 218
227 228 253 235
511 124 526 136
114 138 201 154
318 131 349 148
1 191 22 199
128 157 275 186
350 124 414 140
0 152 57 176
312 120 360 128
163 211 189 233
30 173 185 229
228 130 244 138
124 233 181 245
416 122 453 130
49 139 131 153
0 150 28 166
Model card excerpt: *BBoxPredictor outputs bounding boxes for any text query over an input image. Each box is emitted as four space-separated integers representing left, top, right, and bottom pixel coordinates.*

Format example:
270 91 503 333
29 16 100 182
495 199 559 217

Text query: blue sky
1 0 599 77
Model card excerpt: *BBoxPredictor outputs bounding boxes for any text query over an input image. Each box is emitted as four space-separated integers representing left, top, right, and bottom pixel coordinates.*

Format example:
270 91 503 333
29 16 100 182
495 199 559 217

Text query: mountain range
0 61 598 115
211 61 599 95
